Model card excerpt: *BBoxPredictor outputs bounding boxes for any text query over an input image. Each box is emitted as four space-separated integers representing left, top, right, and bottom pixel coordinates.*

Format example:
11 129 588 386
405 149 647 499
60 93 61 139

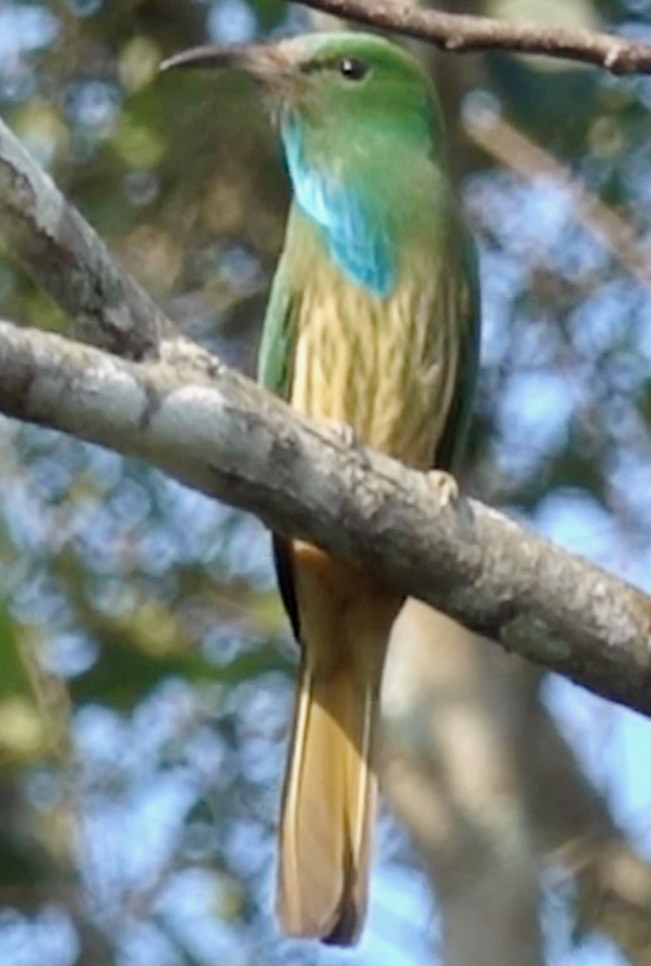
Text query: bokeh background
0 0 651 963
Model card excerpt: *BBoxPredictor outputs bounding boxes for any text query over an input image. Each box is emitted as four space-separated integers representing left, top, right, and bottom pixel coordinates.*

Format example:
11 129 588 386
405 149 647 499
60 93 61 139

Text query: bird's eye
338 57 369 81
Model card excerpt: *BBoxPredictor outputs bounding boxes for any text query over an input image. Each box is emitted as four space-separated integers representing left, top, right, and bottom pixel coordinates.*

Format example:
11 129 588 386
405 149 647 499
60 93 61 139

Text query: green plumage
254 34 480 945
257 32 479 471
163 29 480 947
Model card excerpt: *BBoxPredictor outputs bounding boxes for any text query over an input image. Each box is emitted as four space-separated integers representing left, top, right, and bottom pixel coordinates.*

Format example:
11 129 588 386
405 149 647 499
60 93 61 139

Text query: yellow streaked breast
289 253 459 471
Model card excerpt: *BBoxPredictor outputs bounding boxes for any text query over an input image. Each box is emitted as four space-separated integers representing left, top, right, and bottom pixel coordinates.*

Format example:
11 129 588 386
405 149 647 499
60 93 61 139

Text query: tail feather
276 545 402 945
277 658 378 945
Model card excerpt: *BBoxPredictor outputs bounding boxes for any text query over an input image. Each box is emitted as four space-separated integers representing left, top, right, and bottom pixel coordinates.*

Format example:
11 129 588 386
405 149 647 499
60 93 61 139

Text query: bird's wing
434 224 481 472
257 258 299 399
257 261 301 641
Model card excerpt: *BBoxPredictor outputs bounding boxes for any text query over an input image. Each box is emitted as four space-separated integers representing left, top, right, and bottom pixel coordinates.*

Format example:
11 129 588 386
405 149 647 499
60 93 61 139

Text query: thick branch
1 319 650 716
295 0 651 75
0 116 163 359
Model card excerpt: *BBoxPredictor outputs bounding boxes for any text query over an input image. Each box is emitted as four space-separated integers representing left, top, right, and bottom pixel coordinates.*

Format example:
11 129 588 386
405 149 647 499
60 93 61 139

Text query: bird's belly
290 283 454 470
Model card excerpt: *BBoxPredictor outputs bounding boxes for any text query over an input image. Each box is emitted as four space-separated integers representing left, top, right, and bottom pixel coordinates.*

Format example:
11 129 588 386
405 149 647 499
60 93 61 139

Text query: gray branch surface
1 319 651 716
0 116 163 359
294 0 651 75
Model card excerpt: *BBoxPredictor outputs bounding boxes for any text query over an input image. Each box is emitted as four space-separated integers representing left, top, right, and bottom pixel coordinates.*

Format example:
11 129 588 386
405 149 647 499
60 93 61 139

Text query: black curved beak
160 43 293 88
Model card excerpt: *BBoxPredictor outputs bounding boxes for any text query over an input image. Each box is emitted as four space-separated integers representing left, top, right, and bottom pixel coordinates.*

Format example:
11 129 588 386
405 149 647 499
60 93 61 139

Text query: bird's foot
426 470 459 509
323 418 358 449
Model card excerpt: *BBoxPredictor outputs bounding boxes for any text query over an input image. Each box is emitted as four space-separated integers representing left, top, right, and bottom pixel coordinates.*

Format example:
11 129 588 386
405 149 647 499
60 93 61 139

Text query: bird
161 32 480 946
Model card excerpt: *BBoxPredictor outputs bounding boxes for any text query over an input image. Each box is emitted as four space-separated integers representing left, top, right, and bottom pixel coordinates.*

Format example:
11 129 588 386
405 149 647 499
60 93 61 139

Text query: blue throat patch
281 116 396 298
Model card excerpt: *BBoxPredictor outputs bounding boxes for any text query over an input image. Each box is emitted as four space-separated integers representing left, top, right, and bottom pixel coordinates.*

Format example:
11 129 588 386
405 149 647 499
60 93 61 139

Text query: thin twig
294 0 651 75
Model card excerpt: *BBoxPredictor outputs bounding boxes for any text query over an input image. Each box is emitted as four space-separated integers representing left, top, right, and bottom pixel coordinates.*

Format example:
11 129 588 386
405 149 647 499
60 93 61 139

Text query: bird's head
161 32 443 161
162 33 449 296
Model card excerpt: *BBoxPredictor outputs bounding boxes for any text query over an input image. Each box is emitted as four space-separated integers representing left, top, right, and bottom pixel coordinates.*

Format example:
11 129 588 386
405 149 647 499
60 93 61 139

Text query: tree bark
292 0 651 74
0 318 650 717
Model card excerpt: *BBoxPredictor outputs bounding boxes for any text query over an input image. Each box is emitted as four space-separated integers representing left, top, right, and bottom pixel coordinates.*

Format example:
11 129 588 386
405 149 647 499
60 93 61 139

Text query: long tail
276 654 378 945
275 544 402 945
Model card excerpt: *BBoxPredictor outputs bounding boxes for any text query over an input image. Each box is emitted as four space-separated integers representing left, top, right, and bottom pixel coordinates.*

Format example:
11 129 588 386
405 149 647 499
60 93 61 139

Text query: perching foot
426 470 459 509
324 418 358 449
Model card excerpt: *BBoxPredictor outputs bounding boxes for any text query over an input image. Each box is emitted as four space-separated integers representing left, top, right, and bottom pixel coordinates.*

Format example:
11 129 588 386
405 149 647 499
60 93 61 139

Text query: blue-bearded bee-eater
162 31 479 946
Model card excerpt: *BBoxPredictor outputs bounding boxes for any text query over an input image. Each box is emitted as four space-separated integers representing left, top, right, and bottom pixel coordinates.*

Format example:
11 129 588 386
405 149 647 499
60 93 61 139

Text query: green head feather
272 33 451 295
162 32 452 295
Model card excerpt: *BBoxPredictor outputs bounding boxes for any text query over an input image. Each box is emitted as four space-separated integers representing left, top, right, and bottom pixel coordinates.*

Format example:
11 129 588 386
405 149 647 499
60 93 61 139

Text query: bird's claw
426 470 459 509
323 418 358 448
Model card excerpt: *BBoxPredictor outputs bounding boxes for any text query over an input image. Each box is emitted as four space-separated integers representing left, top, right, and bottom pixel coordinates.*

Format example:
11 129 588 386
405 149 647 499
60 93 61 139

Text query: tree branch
294 0 651 75
0 116 164 359
0 62 649 723
1 318 650 716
